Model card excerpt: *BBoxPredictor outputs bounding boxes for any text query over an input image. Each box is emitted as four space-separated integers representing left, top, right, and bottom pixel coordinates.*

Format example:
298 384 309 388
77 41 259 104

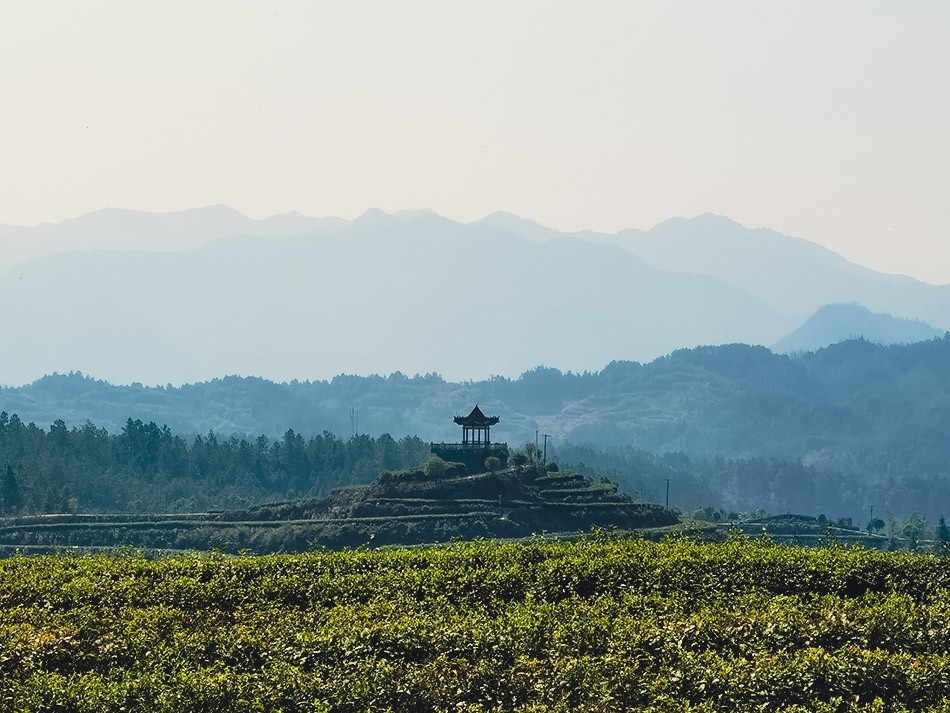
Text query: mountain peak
393 208 437 221
349 208 403 233
650 213 746 235
772 302 943 354
354 207 389 220
475 211 564 243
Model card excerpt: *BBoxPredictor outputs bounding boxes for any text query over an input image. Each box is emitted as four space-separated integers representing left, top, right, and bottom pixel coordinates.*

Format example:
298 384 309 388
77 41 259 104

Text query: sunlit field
3 537 950 712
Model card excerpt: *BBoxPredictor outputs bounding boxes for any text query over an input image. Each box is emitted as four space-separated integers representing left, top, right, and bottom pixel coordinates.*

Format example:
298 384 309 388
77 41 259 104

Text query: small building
431 405 509 473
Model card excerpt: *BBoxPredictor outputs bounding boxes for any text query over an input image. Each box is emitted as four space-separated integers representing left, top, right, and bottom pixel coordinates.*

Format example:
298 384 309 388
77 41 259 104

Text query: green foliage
1 539 950 710
938 517 950 543
0 414 430 513
0 464 20 514
0 461 671 552
692 506 725 522
6 338 950 518
424 455 448 479
509 452 528 467
867 518 886 535
523 442 541 464
898 513 932 551
484 456 500 473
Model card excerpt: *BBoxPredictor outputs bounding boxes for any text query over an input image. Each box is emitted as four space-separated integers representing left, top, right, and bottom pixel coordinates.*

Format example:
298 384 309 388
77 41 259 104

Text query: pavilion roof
453 405 500 427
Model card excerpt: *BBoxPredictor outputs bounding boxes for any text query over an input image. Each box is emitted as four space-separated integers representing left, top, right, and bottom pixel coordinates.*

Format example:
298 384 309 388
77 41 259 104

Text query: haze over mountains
3 338 950 518
0 205 346 266
771 303 944 355
0 206 946 387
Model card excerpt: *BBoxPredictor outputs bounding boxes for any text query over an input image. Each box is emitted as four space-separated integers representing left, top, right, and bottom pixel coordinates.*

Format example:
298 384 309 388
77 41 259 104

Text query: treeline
4 337 950 465
0 413 429 514
553 444 950 525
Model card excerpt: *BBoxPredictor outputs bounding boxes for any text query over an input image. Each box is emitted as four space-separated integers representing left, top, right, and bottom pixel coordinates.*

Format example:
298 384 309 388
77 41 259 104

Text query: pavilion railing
431 442 509 451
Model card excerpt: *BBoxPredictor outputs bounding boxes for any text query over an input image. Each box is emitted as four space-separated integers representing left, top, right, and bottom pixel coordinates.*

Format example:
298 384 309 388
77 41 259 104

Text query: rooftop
453 405 500 427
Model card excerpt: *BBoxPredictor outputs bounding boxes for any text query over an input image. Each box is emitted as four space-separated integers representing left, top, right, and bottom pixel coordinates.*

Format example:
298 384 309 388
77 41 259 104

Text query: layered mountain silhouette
0 205 345 271
772 303 944 354
0 206 946 387
2 337 948 460
482 212 950 330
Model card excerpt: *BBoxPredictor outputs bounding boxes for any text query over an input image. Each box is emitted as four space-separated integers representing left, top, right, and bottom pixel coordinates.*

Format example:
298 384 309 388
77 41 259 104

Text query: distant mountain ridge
1 205 947 386
0 210 790 385
772 303 944 354
0 205 346 272
481 211 950 330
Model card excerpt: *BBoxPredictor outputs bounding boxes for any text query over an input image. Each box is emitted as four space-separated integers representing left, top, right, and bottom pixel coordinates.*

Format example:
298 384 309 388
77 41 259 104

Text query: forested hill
0 419 431 514
3 336 950 471
2 337 950 518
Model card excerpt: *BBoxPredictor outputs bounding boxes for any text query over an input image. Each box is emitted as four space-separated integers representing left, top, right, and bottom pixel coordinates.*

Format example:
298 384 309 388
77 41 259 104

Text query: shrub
423 456 448 479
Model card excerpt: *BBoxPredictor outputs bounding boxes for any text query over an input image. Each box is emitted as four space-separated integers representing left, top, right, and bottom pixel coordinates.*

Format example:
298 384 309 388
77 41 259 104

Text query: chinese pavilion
430 405 509 472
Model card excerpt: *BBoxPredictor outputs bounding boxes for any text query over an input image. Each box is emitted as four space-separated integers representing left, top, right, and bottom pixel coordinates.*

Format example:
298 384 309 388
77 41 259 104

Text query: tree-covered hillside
0 415 429 514
2 337 950 519
3 337 949 462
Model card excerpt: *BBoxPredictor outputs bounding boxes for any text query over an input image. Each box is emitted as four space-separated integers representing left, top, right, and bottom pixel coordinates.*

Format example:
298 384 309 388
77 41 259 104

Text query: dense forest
1 337 949 519
0 414 429 514
556 444 950 528
2 337 949 463
1 411 948 526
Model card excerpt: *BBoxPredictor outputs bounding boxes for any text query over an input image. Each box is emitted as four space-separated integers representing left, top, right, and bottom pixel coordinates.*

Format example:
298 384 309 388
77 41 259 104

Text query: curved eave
453 416 500 427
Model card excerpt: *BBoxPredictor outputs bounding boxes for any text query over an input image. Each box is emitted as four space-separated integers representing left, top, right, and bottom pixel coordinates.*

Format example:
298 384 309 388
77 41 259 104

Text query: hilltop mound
219 461 678 548
0 462 677 553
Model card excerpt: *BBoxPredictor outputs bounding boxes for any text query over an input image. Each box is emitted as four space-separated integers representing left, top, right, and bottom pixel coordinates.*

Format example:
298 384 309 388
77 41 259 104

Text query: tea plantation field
3 538 950 712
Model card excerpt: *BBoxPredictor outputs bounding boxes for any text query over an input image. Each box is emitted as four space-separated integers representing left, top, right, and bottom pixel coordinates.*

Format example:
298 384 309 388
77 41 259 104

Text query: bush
484 456 500 473
423 456 448 479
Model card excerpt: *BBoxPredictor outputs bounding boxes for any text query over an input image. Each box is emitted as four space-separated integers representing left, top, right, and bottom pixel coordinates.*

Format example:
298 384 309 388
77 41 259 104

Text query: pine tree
1 465 21 513
937 516 950 555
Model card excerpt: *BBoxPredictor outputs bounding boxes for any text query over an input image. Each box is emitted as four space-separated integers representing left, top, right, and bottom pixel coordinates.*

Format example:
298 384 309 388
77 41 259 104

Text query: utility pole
665 479 671 508
542 434 550 464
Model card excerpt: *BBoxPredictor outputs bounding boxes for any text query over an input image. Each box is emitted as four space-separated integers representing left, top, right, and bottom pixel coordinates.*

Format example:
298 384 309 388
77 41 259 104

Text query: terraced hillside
219 462 678 548
0 463 677 553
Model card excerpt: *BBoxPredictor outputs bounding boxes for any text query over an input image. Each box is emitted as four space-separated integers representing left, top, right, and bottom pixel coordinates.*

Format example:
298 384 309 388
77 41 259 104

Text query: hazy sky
2 1 949 283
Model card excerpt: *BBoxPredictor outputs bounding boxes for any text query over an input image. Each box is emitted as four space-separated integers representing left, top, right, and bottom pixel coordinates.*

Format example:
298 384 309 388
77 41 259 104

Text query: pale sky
2 1 949 283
